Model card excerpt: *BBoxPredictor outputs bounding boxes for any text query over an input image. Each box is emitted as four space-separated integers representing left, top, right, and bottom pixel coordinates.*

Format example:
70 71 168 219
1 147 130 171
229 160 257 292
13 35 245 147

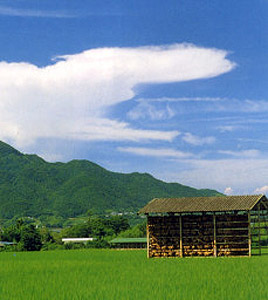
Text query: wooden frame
146 204 268 258
250 198 268 256
213 213 217 257
179 215 183 258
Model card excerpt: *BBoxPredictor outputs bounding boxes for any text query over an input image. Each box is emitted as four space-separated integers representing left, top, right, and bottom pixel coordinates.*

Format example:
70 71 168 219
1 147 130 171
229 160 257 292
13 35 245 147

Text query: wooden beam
213 213 217 257
248 211 251 257
146 220 150 258
179 215 183 258
260 199 268 210
258 203 261 256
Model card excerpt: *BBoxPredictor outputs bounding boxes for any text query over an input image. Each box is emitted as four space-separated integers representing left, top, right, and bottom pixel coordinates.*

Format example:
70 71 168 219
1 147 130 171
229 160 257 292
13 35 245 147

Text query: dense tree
0 219 42 251
0 225 20 242
40 226 54 244
20 224 42 251
104 216 130 235
61 216 130 240
61 223 90 238
0 216 147 251
118 222 146 238
88 217 112 239
0 218 25 242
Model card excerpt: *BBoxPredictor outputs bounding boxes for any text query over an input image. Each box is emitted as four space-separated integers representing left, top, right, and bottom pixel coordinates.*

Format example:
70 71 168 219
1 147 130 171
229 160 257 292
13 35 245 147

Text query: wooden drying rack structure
139 195 268 258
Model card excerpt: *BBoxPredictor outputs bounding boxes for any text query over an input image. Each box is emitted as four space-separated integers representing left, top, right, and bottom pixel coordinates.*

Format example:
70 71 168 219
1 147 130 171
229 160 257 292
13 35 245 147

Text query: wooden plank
179 215 183 258
216 221 251 225
258 203 261 256
218 248 249 252
217 233 248 237
213 213 217 257
260 199 268 210
217 227 249 231
146 221 150 258
217 241 249 245
248 211 251 257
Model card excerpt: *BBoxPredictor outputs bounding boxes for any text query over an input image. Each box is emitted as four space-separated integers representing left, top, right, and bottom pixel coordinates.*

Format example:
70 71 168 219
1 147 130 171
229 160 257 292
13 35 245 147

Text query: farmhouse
139 195 268 258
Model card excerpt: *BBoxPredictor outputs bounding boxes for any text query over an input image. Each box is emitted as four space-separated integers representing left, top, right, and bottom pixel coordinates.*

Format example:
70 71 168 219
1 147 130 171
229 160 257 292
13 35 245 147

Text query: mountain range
0 140 221 219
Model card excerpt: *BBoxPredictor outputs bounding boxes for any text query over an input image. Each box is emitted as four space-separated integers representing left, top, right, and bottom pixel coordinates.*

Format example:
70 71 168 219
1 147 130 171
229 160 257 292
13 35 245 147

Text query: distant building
0 241 16 247
62 238 94 244
110 238 147 249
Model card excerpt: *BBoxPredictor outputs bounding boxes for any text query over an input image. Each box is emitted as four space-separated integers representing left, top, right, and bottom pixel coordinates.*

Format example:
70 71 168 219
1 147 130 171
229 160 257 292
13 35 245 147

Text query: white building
62 238 94 244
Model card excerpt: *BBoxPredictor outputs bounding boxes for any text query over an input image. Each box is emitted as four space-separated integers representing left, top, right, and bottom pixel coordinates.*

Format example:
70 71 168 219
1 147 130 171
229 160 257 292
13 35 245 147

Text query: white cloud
140 97 268 114
0 6 75 18
218 149 260 158
207 99 268 113
38 153 64 163
238 138 268 145
137 96 224 102
241 100 268 113
217 125 239 132
127 102 175 120
0 44 235 147
118 147 192 158
254 185 268 194
171 158 268 194
224 187 233 195
70 118 178 142
182 133 216 146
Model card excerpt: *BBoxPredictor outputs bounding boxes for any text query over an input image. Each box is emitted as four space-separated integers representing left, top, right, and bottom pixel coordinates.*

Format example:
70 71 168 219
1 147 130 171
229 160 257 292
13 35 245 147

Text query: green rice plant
0 249 267 300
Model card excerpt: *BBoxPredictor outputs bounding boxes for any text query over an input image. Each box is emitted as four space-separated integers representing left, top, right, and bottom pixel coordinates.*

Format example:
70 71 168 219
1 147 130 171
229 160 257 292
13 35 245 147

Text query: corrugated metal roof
110 238 147 244
139 195 266 214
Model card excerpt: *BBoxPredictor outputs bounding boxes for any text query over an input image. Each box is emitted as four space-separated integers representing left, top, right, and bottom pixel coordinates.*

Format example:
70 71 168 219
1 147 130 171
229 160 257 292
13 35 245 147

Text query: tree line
0 215 146 251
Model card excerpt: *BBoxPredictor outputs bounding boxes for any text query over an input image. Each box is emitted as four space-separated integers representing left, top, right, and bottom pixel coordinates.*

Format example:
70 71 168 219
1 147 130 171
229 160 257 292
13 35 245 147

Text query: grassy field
0 249 267 300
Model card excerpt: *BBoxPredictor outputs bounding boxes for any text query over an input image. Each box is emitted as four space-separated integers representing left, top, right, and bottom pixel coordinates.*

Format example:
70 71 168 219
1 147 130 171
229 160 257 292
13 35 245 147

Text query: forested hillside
0 141 221 219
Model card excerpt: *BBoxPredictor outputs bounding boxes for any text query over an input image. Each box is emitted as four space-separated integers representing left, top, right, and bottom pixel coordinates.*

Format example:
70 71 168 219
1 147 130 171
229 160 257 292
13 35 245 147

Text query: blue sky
0 0 268 195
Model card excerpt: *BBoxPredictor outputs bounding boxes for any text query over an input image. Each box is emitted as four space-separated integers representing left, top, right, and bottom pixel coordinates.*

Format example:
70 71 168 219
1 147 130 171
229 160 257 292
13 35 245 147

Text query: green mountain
0 140 221 219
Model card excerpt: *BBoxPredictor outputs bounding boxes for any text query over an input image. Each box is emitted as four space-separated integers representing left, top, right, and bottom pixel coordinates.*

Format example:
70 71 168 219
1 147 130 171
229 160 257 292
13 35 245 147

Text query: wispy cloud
207 99 268 113
127 102 175 121
238 138 268 145
69 118 178 142
218 149 260 158
182 133 216 146
138 97 268 115
136 97 224 102
187 116 242 123
217 125 242 132
118 147 192 159
0 6 76 18
241 100 268 113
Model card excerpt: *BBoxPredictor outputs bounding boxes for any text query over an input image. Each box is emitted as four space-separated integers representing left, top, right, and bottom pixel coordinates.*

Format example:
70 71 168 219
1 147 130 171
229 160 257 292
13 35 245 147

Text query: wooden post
146 215 150 258
248 211 251 257
258 204 261 256
179 215 183 258
213 213 217 257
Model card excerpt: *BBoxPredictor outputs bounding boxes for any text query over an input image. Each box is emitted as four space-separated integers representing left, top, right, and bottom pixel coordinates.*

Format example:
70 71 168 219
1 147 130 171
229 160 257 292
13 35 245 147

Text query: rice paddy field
0 249 267 300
